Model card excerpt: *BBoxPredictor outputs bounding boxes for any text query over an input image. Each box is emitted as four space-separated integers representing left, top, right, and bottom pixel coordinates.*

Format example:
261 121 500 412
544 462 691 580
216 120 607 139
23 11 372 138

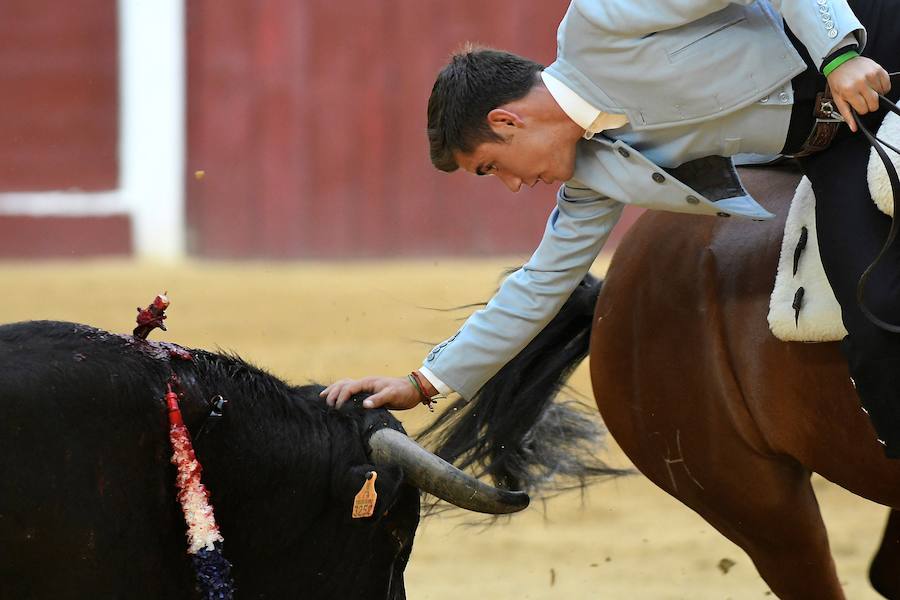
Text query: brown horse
590 165 900 599
421 165 900 599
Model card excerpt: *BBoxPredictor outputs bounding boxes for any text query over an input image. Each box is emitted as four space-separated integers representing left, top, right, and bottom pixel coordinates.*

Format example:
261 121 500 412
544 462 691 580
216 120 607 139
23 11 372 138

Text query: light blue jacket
424 0 865 400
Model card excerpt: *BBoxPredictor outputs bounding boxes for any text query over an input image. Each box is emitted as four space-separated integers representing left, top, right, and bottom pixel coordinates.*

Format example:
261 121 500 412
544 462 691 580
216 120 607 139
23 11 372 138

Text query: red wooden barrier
0 2 640 259
0 216 130 258
0 0 118 191
0 0 126 258
186 1 580 258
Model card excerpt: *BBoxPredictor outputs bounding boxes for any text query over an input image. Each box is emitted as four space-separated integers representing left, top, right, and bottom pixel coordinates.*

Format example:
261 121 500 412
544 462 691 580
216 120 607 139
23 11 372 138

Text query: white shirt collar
541 70 600 133
540 70 629 140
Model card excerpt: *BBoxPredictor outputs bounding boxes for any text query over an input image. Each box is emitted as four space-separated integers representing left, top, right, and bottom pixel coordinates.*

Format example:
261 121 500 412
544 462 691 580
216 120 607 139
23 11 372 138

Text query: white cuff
418 366 453 396
836 33 858 50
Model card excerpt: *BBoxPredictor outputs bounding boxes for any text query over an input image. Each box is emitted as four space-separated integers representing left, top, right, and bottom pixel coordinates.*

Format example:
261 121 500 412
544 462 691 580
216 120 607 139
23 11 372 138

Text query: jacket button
651 172 665 184
685 195 700 204
617 147 630 158
717 212 731 218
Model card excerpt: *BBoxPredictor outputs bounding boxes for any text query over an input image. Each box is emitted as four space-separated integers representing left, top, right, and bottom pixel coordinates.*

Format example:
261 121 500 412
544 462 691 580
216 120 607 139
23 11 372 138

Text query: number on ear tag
352 471 378 519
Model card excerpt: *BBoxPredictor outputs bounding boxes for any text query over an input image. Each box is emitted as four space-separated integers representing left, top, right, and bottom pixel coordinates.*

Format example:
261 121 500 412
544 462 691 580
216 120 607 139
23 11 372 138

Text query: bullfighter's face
454 102 580 193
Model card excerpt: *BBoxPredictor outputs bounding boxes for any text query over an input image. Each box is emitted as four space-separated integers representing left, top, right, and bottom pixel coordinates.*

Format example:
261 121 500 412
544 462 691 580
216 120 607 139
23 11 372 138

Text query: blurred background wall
0 0 640 259
0 0 126 257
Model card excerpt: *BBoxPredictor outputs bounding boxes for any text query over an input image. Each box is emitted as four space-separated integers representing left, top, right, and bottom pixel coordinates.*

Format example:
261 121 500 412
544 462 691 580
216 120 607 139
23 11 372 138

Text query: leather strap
785 85 843 158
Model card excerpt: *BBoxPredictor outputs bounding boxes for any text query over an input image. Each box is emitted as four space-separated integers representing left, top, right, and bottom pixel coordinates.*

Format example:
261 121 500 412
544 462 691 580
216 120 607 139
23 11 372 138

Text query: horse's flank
591 165 900 598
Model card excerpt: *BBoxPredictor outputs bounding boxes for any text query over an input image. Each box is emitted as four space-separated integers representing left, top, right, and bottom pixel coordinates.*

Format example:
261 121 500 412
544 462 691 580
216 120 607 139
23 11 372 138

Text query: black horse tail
416 273 629 500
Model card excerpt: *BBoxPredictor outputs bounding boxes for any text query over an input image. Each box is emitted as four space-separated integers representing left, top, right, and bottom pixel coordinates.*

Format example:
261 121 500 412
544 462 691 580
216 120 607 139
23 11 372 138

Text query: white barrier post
119 0 186 260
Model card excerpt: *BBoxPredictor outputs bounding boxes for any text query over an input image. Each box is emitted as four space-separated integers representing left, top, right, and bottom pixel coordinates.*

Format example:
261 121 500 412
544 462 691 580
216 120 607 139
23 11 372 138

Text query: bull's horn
367 427 529 514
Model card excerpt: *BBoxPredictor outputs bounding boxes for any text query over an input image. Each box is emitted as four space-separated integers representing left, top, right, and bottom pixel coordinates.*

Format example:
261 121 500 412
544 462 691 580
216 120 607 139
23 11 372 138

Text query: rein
852 73 900 333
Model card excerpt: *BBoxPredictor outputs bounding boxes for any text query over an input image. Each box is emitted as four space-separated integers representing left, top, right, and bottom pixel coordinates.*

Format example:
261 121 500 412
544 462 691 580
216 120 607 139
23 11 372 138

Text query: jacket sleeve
421 184 624 400
573 0 865 67
771 0 865 66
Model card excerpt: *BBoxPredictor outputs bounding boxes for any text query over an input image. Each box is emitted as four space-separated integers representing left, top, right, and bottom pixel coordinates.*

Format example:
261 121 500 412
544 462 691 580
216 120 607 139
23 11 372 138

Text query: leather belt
785 85 843 158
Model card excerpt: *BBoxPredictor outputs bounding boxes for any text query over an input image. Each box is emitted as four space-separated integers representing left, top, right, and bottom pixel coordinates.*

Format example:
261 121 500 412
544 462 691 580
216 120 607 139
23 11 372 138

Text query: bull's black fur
417 274 629 497
0 321 418 600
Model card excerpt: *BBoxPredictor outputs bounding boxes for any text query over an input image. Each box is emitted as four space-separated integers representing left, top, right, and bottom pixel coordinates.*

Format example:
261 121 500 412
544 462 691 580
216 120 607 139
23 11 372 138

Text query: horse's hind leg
870 509 900 599
685 462 844 599
625 436 846 599
598 387 846 596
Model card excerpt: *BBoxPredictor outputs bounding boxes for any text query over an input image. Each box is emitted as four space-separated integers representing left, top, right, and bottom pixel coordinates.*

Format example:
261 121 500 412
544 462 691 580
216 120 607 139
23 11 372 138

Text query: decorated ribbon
166 383 235 599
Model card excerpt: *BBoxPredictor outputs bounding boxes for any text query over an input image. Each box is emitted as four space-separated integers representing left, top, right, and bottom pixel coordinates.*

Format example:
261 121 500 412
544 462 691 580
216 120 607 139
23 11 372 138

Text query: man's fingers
827 57 895 133
862 86 880 113
333 386 353 406
322 380 354 407
833 95 857 132
321 380 347 406
334 384 361 408
844 91 869 116
869 70 891 95
325 385 344 407
362 390 389 409
322 384 336 405
319 376 414 410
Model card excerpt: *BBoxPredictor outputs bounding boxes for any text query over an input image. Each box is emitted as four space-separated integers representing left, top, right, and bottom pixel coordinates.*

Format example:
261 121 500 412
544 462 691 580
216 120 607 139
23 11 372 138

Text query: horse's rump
592 166 900 503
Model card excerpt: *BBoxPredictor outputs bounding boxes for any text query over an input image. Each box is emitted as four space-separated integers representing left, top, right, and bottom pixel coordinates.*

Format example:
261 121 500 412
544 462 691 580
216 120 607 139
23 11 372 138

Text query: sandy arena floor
0 259 890 599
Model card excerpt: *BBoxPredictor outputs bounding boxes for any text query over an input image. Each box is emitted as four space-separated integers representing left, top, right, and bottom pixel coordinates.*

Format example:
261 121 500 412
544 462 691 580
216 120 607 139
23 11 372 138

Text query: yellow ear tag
352 471 378 519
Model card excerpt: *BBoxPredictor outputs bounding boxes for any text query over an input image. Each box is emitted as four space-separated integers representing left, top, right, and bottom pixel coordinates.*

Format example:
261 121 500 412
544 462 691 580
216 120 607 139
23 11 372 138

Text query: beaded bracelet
407 371 437 411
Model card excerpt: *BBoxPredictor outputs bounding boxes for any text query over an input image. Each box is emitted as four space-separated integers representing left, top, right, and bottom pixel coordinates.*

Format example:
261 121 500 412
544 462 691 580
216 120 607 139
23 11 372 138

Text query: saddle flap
768 176 846 343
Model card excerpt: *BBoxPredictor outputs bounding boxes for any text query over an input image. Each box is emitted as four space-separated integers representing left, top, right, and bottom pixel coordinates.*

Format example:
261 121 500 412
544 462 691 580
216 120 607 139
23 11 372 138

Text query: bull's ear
337 463 407 522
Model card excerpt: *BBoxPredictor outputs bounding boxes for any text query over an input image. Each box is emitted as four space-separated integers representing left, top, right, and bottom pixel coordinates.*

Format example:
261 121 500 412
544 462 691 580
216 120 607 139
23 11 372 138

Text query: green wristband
823 50 860 77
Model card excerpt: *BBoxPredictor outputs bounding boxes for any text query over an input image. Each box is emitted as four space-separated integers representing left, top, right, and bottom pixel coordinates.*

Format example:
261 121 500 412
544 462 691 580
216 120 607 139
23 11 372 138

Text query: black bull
0 321 527 599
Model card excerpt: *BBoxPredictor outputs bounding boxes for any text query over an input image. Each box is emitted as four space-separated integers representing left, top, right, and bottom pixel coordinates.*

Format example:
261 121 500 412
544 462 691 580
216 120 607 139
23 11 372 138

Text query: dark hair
427 45 544 172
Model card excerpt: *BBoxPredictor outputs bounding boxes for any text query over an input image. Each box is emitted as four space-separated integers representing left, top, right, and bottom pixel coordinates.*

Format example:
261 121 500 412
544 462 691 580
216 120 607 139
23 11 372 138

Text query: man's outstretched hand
320 376 423 410
826 56 892 132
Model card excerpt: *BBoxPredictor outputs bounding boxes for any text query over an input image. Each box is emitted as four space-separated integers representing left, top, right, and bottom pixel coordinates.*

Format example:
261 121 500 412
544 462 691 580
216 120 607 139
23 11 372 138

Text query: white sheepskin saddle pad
768 110 900 342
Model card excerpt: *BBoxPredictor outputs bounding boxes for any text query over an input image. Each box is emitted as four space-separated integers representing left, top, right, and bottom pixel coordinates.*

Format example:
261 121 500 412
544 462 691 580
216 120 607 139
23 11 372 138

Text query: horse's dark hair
427 44 544 172
417 274 630 501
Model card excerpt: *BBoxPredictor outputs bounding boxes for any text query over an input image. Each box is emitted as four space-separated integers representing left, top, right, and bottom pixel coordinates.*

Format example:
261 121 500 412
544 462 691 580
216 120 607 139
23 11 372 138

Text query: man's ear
486 108 524 134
